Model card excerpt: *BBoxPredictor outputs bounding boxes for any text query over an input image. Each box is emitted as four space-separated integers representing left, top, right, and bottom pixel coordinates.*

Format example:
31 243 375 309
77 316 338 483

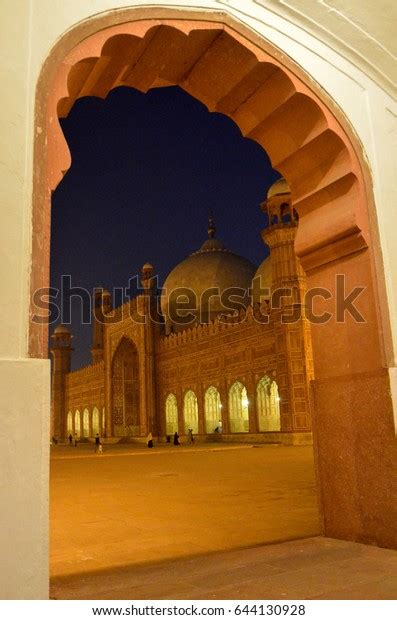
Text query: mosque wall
156 308 285 436
64 361 105 436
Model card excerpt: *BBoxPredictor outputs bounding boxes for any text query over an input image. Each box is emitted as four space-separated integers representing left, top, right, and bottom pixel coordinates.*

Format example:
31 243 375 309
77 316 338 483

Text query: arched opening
111 338 140 437
183 390 198 434
165 394 178 436
204 386 222 433
256 376 281 432
36 11 396 593
67 411 73 434
92 406 100 435
74 410 81 436
82 408 90 437
228 382 249 433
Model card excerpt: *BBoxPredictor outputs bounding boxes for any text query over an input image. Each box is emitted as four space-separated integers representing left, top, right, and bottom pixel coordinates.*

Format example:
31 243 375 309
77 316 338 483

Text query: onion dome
161 218 256 331
267 177 290 200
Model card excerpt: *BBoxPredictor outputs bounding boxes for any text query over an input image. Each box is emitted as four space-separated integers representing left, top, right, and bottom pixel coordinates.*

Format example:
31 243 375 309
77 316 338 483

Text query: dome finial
208 213 216 239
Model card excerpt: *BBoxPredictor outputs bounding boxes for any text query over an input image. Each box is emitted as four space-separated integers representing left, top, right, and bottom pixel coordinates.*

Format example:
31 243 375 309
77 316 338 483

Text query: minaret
139 263 157 436
50 325 73 441
261 178 313 436
91 288 112 364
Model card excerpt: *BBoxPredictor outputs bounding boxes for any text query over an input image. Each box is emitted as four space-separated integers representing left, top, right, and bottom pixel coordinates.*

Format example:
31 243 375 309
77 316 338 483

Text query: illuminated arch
92 406 100 435
111 337 140 437
256 376 281 432
165 393 178 435
183 390 198 434
67 411 73 434
74 410 81 436
228 381 249 433
83 408 90 437
204 386 222 433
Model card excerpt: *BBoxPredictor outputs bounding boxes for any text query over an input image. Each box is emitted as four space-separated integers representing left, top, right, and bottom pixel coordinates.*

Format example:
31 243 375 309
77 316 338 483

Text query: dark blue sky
50 86 279 369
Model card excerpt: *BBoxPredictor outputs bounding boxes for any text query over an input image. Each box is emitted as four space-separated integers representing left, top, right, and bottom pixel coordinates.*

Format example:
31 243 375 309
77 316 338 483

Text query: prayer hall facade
51 179 314 444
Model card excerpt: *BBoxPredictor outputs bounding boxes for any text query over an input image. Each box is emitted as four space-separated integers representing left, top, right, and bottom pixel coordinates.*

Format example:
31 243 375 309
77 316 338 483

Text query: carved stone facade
51 180 313 444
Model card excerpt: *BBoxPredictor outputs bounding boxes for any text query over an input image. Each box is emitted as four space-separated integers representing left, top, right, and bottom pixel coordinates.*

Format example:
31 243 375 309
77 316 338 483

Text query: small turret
141 262 155 290
260 178 304 299
260 177 298 229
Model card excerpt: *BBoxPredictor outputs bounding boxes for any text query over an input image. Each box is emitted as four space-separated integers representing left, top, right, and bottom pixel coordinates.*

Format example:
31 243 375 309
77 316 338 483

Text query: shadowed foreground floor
50 536 397 600
50 444 397 599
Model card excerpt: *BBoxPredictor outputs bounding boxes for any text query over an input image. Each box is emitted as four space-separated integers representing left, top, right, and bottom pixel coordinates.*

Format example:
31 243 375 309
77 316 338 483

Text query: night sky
50 86 279 369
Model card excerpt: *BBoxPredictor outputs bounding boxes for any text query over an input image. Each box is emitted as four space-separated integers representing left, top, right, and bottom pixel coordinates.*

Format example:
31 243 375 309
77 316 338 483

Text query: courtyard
50 444 319 579
50 443 397 600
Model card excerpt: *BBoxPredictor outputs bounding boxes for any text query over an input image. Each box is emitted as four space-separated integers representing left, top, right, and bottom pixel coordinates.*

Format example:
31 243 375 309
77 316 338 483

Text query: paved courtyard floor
50 443 397 599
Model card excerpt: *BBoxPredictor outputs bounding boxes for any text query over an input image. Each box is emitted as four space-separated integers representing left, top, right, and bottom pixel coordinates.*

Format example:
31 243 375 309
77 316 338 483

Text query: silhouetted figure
68 433 73 445
147 432 154 448
173 432 180 446
95 433 101 454
187 428 194 445
166 435 171 443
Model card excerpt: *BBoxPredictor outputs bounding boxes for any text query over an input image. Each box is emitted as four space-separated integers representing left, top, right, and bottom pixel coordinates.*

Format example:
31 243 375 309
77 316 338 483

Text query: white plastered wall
0 0 396 599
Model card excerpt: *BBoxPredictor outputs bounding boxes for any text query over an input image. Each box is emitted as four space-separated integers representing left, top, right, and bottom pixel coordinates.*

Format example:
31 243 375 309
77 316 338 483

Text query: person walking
187 428 194 445
147 432 154 448
173 431 180 446
94 433 101 454
68 433 73 446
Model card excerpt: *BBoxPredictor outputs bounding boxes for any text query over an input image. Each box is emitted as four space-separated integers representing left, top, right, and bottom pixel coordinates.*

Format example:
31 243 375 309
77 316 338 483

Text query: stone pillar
50 326 73 441
246 375 258 433
140 263 157 435
197 383 205 435
176 387 184 435
219 377 230 434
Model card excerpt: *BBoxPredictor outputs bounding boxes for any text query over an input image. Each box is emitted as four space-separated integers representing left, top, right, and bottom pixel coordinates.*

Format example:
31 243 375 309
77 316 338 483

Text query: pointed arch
228 381 249 433
67 411 73 434
83 408 90 437
256 376 281 432
204 386 222 433
92 406 100 435
74 410 81 436
183 390 198 434
111 337 140 437
165 393 178 435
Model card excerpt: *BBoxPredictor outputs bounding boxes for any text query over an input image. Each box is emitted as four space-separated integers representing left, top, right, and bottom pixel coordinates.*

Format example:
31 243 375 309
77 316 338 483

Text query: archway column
197 384 205 435
303 248 397 547
246 376 258 434
219 379 230 434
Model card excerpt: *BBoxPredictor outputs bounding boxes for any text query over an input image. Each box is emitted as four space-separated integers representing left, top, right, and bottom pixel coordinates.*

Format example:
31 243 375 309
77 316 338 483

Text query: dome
161 224 256 330
267 177 290 199
53 324 71 336
252 257 272 304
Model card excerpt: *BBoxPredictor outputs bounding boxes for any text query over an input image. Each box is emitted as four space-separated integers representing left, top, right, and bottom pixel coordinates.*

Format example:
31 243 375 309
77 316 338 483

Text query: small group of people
156 429 195 448
68 433 79 447
67 432 103 453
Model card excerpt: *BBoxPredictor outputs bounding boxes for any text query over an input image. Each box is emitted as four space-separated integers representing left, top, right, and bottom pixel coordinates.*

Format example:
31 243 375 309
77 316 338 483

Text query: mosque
51 178 313 444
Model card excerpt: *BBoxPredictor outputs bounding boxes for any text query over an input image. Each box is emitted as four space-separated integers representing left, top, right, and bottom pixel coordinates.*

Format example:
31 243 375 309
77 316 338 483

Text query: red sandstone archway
111 337 140 437
33 8 396 549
